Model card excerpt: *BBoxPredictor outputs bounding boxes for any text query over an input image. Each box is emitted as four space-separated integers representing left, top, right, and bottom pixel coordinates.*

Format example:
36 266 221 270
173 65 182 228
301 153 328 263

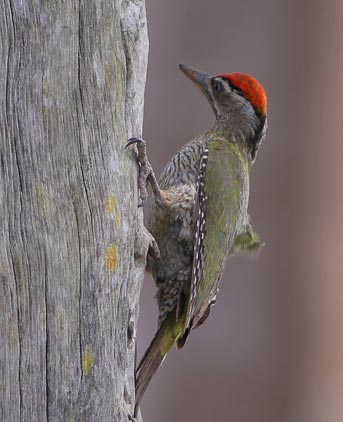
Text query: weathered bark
0 0 148 421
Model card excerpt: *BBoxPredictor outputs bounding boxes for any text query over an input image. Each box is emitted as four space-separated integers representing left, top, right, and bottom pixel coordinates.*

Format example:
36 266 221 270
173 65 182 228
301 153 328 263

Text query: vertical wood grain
0 0 149 420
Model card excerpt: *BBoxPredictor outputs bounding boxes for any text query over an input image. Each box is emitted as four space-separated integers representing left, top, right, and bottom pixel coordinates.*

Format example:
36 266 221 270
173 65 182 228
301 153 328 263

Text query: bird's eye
213 80 223 93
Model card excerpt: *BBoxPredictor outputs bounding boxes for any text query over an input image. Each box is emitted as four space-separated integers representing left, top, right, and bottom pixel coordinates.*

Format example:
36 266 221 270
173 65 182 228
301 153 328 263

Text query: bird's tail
134 314 185 417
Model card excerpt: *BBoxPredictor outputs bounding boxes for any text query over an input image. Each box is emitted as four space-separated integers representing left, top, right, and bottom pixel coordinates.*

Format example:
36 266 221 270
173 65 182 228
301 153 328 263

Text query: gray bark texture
0 0 149 421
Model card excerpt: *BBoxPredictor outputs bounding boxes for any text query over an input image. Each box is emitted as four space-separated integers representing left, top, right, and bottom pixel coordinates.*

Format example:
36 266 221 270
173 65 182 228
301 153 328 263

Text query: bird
127 63 268 417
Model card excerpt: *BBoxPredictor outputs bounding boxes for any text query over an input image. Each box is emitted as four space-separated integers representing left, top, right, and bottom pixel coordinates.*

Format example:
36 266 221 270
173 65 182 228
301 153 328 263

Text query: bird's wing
184 138 249 331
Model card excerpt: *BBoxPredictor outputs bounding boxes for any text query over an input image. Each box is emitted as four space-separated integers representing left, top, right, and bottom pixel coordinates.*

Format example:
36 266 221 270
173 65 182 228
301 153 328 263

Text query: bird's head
179 64 267 159
179 63 267 118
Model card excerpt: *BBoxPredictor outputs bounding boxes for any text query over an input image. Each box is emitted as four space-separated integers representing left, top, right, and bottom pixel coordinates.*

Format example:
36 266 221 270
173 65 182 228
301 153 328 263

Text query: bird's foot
126 137 163 207
148 232 160 260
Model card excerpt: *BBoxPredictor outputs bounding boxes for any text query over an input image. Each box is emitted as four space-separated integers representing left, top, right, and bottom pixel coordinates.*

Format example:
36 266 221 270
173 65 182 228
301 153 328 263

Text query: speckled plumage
147 133 210 324
132 65 268 416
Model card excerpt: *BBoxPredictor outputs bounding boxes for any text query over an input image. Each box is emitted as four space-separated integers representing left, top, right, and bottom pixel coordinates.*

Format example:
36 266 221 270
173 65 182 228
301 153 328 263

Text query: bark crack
43 247 50 420
76 1 84 390
77 0 85 122
119 2 132 136
6 2 25 414
5 0 14 131
72 200 84 384
76 0 94 234
9 247 22 421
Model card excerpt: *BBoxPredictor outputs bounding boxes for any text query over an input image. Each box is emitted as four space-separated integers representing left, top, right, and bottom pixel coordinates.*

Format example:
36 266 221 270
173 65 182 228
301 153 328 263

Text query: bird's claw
126 137 145 149
126 137 162 207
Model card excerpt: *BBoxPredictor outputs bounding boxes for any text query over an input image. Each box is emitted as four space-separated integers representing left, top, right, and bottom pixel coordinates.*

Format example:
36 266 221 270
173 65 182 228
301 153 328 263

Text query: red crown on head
218 73 267 115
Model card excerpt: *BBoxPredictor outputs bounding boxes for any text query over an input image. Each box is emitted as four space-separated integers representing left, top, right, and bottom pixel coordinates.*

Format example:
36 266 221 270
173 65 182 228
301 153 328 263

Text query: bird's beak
179 64 212 99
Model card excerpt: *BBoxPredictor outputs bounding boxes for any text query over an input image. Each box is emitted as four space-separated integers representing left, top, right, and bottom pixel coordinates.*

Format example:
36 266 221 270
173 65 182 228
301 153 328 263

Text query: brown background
137 1 342 421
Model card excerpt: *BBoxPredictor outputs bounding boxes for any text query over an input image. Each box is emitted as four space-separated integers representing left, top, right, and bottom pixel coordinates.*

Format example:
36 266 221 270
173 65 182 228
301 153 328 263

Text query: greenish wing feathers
231 224 264 255
184 138 248 331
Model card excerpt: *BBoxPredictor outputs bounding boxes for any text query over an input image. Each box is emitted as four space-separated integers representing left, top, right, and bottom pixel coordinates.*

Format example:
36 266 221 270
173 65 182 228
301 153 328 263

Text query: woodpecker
127 64 267 416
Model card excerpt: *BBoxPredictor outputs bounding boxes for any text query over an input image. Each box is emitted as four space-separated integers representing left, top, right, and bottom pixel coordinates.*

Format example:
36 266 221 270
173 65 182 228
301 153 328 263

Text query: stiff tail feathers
135 331 165 414
134 315 183 417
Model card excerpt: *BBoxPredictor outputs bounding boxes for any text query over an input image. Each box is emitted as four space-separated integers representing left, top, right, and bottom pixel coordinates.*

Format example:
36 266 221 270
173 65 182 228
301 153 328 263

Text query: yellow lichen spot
36 183 54 220
105 245 119 272
83 349 95 375
114 210 122 229
105 194 117 216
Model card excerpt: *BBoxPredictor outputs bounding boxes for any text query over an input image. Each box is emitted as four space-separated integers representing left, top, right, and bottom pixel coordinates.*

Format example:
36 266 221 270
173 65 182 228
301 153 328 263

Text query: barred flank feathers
185 147 209 330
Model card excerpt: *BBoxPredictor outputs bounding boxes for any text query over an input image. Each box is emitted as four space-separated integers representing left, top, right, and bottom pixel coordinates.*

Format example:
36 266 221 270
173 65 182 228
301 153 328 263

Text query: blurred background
137 1 342 421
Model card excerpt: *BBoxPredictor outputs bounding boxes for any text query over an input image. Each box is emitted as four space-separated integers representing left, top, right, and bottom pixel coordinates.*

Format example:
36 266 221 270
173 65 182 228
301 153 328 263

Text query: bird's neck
212 112 260 145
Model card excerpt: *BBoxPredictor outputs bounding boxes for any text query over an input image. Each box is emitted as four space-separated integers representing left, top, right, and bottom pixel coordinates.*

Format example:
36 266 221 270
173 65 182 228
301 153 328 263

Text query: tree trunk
0 0 148 421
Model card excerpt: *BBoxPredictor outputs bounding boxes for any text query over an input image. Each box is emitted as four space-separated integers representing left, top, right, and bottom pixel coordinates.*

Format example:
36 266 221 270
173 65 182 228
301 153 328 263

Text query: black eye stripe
223 78 242 95
212 77 242 96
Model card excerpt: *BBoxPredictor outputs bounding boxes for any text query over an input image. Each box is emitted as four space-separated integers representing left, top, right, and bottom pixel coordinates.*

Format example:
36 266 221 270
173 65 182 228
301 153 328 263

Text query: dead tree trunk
0 0 148 420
